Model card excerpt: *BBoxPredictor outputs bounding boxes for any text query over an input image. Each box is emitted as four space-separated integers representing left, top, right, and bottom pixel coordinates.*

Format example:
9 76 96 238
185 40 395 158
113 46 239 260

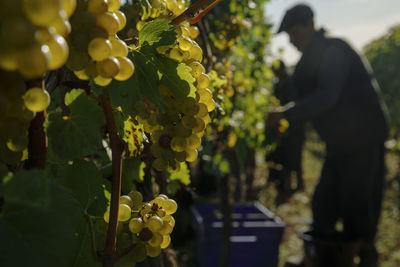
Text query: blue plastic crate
191 202 285 267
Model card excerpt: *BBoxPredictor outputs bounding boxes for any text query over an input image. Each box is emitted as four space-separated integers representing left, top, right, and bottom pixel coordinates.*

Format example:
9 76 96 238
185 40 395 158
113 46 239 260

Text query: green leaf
139 19 176 48
169 162 191 185
65 89 85 106
46 90 105 160
0 170 83 267
156 55 197 99
50 159 108 216
121 157 146 193
123 116 144 157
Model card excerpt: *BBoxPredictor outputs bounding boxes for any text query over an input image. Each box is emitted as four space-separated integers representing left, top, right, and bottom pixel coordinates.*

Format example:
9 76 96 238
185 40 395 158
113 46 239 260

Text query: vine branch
101 93 125 267
198 19 214 72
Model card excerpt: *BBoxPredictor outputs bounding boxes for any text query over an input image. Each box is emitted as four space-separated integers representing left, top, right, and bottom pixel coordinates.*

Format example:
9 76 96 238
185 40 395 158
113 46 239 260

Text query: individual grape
153 157 168 171
182 116 197 129
107 0 121 12
141 202 152 214
160 235 171 249
178 36 192 51
205 98 216 112
146 244 161 258
186 134 201 149
129 217 144 233
120 195 133 207
114 56 135 81
167 160 180 173
110 38 128 57
189 26 200 39
163 199 178 215
185 149 198 162
189 44 203 62
174 151 186 162
23 88 50 112
118 204 132 222
6 133 28 152
196 103 209 117
142 213 152 223
46 34 69 70
1 16 36 49
95 12 120 35
96 56 120 78
94 75 112 86
156 208 166 217
128 190 143 211
17 44 50 78
182 101 199 116
159 221 173 235
163 215 175 227
114 11 126 31
157 194 168 200
150 143 163 158
169 48 184 62
192 118 206 133
50 10 71 37
87 0 108 14
88 37 112 61
147 216 163 232
197 88 213 102
139 228 153 242
170 136 186 152
148 232 163 247
61 0 77 17
189 61 205 78
23 0 60 27
196 73 211 89
150 196 165 208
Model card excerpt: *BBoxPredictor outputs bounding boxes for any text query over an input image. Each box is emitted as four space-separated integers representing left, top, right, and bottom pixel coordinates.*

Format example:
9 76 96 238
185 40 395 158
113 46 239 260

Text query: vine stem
101 93 125 267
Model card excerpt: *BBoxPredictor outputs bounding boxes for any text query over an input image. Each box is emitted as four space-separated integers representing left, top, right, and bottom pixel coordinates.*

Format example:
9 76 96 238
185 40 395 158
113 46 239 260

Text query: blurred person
268 3 389 267
266 60 305 204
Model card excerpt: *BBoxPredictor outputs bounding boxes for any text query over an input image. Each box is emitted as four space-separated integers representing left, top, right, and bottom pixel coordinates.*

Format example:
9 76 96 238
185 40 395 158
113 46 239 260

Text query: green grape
87 0 108 14
174 124 192 138
196 73 210 89
156 208 166 217
141 202 152 214
93 75 112 86
107 0 120 12
178 36 192 51
66 49 89 71
205 98 216 112
159 221 173 235
17 44 50 78
198 88 213 102
120 195 133 207
153 158 168 171
192 118 206 133
157 194 168 200
61 0 76 17
146 244 161 258
84 60 98 78
161 149 174 161
104 209 110 223
196 103 209 117
50 10 71 37
163 215 175 227
114 11 126 31
1 16 36 49
182 101 199 116
189 61 205 78
95 12 120 35
160 235 171 249
46 34 69 70
110 38 128 57
185 149 198 163
189 26 200 39
148 232 163 247
23 88 50 112
118 204 132 222
170 136 186 152
128 190 143 211
150 196 165 208
163 199 178 215
7 133 28 152
23 0 60 27
189 43 203 62
181 116 197 129
167 160 180 173
142 213 152 223
169 48 185 62
129 217 144 233
186 134 201 149
96 56 120 78
147 216 163 232
88 37 112 61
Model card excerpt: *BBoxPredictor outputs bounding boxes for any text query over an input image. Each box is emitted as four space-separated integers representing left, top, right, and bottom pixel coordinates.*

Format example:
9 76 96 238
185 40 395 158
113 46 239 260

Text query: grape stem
84 213 102 262
197 19 214 72
101 93 125 267
26 78 47 169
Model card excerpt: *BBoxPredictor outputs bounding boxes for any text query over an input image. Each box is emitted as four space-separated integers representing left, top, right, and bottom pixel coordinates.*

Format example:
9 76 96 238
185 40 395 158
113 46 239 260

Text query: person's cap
277 4 314 33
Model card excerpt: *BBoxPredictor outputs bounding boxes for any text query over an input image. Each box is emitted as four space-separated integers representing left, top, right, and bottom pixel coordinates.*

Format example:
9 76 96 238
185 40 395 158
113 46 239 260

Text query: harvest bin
191 202 285 267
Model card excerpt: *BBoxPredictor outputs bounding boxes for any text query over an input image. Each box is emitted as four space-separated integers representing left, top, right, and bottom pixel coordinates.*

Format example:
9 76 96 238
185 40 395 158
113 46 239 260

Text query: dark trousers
311 144 385 242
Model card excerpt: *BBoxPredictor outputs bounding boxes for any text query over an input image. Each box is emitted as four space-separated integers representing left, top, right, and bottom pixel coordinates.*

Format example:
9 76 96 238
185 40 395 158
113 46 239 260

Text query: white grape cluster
134 0 216 171
66 0 134 85
0 0 75 78
104 191 177 258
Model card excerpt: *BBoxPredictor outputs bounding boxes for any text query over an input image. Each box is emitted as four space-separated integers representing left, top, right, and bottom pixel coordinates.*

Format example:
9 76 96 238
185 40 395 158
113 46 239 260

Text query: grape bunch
0 0 75 78
66 0 135 86
103 191 177 259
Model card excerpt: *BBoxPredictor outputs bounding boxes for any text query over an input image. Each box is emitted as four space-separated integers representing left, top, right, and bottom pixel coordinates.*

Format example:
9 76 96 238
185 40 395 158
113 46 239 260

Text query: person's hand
267 111 285 128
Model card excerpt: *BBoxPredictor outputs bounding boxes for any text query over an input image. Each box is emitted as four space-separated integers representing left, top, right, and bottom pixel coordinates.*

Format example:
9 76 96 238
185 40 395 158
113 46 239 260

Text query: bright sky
265 0 400 66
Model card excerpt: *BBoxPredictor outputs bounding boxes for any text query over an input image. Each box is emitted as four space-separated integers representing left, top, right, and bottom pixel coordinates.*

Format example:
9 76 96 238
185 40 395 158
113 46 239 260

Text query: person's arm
282 45 351 121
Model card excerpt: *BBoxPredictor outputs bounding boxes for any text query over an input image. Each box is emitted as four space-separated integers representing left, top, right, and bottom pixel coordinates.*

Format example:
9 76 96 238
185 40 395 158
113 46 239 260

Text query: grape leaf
139 19 176 48
0 170 83 267
169 162 191 185
46 89 105 160
123 116 144 157
121 157 146 193
50 159 108 216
